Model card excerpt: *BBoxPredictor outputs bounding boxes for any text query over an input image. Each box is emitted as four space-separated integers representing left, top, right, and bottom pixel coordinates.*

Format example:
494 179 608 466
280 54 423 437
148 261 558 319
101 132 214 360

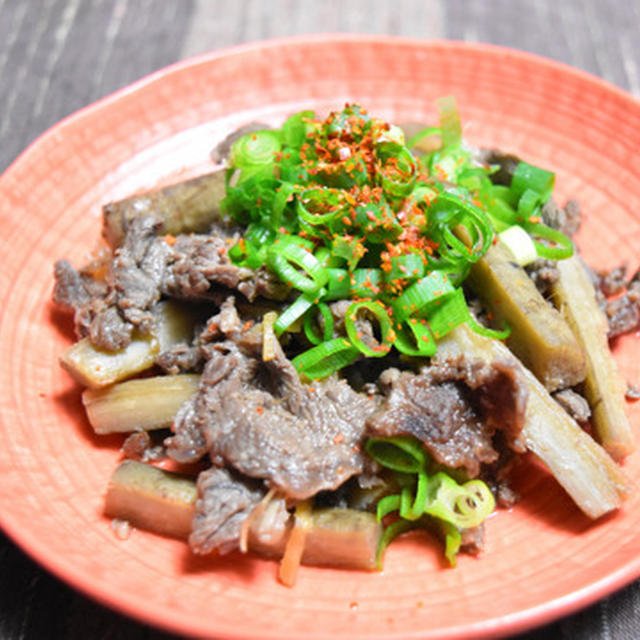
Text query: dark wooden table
1 1 639 638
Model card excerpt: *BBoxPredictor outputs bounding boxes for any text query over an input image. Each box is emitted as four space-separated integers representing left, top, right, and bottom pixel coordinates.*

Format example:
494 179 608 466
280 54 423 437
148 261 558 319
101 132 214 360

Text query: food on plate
52 98 637 584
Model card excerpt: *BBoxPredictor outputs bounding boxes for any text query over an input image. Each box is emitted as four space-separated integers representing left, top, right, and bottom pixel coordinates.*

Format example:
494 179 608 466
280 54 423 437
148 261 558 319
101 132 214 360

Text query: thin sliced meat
366 357 527 477
190 467 266 555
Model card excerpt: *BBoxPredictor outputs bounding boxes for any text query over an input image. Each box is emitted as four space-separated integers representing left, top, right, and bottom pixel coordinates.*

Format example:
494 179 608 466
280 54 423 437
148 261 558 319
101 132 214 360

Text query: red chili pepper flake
256 406 264 414
164 234 177 246
333 433 345 444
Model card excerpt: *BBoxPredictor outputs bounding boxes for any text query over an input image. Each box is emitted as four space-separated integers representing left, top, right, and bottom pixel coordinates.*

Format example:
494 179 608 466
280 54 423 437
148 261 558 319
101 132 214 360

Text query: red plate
1 35 639 639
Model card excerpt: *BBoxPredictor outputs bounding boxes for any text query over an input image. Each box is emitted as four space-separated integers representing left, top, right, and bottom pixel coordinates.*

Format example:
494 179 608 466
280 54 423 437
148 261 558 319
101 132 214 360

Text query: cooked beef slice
121 431 166 462
366 357 527 477
460 525 484 555
156 342 204 375
189 467 266 555
605 268 640 339
75 216 170 350
161 231 253 299
553 388 591 424
53 259 110 339
53 215 291 351
541 198 582 238
167 318 377 498
526 258 559 296
597 263 628 297
606 295 640 339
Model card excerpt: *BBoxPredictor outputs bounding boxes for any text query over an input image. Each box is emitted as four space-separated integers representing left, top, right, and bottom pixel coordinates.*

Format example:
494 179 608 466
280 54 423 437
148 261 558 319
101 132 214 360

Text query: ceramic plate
1 35 639 640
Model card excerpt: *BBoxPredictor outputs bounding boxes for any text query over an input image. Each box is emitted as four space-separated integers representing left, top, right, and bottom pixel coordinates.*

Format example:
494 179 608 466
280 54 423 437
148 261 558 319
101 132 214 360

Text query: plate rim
1 33 640 640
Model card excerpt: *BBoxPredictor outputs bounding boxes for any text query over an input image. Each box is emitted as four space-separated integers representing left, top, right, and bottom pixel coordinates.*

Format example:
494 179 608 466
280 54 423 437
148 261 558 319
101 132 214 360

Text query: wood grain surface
1 1 639 638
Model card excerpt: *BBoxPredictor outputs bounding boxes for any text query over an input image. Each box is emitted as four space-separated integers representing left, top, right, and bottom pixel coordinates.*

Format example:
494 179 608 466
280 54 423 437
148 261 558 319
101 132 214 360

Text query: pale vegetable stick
102 170 227 248
435 324 631 519
60 332 158 390
82 374 200 434
552 255 634 460
105 460 197 539
60 300 199 388
105 461 382 570
466 239 586 391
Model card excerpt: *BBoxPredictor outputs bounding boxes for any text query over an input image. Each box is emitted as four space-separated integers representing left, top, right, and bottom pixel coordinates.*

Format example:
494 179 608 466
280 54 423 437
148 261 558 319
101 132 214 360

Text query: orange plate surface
1 35 639 640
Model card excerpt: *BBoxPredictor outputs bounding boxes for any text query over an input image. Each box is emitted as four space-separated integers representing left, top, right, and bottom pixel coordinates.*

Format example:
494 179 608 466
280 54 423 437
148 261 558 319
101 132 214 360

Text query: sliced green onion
510 161 555 203
425 288 470 339
331 235 367 270
351 268 383 298
521 221 574 260
270 182 296 230
281 110 315 147
344 301 393 358
274 288 327 336
393 318 437 357
516 188 542 219
291 338 360 380
352 199 402 243
365 435 427 473
302 303 334 345
375 142 418 198
439 520 462 567
406 126 441 151
296 187 346 226
465 312 511 341
430 191 493 264
423 473 495 529
324 268 351 300
376 494 402 522
383 254 425 283
375 519 417 569
231 130 281 168
267 239 328 294
391 271 454 322
401 472 429 521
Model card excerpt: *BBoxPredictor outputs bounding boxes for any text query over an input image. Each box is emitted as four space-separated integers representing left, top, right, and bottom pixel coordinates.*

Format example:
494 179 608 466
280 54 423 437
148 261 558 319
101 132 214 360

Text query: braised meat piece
190 467 266 555
52 216 289 352
166 298 378 498
366 357 527 477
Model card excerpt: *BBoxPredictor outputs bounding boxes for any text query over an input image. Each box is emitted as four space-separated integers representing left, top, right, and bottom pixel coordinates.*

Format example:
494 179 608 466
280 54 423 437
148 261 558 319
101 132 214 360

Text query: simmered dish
52 99 638 585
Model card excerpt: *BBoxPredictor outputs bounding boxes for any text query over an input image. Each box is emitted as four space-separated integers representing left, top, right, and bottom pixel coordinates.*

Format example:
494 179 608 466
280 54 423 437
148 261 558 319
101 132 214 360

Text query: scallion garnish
365 435 495 566
223 99 572 380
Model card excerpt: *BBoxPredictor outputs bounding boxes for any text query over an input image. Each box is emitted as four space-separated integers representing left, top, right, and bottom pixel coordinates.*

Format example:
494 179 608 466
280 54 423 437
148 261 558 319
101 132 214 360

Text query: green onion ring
303 303 334 345
344 300 394 358
365 435 427 474
291 338 360 380
267 240 329 294
296 186 347 226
